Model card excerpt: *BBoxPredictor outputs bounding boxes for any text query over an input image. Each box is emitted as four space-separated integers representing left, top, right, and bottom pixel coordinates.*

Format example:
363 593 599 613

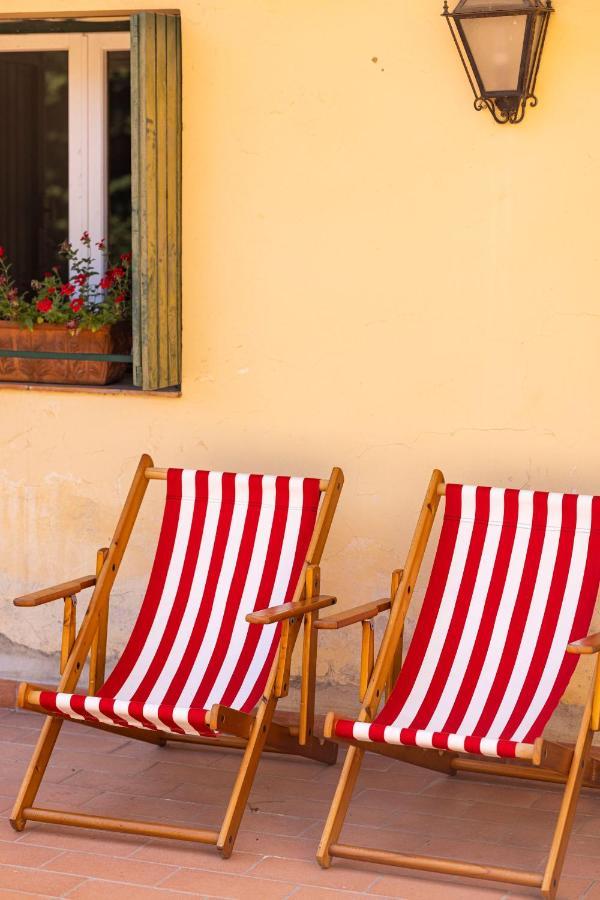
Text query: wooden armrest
13 575 97 608
567 632 600 655
315 598 392 630
246 595 337 625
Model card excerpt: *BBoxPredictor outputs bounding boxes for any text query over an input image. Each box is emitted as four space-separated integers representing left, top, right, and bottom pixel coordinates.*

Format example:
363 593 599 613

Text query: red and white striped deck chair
11 454 343 856
318 470 600 899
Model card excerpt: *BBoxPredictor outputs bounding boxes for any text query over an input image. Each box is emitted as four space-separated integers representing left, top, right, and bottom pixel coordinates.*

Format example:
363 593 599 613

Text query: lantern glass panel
461 13 527 93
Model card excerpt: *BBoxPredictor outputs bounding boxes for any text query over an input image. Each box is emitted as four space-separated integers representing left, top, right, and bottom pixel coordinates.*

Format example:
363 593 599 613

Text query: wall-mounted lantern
443 0 553 124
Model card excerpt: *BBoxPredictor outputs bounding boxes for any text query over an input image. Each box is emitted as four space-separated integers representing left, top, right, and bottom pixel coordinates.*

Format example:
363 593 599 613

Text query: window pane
0 51 68 292
107 50 131 259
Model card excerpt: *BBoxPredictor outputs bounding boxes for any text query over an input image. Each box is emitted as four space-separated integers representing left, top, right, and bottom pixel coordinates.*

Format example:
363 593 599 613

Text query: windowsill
0 376 181 397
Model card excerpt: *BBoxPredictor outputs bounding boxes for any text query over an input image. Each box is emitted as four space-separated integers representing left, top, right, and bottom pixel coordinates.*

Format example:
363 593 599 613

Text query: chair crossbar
329 843 543 888
23 807 219 844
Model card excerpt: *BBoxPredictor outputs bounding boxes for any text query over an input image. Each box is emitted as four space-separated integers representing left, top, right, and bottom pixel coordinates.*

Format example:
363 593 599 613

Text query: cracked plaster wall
0 0 599 704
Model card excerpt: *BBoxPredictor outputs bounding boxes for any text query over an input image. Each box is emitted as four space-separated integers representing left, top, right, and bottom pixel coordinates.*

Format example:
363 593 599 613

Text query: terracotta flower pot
0 320 132 385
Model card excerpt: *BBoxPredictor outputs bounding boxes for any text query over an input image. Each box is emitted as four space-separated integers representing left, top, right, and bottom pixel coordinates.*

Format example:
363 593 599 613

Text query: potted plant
0 232 132 385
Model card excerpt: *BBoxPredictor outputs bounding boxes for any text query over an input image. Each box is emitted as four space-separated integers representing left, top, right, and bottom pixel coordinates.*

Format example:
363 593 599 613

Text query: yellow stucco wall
0 0 598 701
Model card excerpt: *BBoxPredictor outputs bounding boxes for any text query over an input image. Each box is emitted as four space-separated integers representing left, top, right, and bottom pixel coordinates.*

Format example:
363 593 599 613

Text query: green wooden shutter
131 12 182 390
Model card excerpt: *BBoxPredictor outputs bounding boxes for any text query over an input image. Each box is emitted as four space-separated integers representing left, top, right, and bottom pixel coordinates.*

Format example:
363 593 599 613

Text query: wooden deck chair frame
317 469 600 899
10 454 344 856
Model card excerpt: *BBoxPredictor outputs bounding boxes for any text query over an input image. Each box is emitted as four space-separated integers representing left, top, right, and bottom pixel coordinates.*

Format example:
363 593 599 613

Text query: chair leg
10 715 64 831
541 702 594 899
217 693 277 858
317 744 365 868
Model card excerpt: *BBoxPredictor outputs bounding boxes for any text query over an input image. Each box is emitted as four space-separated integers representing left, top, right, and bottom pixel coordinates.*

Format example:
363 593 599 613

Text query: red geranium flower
81 230 90 244
112 266 125 279
70 297 84 313
0 246 5 258
36 298 53 313
120 252 132 263
61 282 76 296
74 273 88 286
46 286 56 295
114 293 126 305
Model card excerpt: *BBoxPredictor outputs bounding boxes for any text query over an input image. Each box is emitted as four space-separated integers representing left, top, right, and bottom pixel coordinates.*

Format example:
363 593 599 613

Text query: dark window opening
0 51 69 292
108 49 131 259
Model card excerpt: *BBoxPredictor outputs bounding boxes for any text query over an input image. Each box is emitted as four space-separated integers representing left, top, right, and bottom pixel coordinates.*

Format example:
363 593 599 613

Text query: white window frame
0 31 131 277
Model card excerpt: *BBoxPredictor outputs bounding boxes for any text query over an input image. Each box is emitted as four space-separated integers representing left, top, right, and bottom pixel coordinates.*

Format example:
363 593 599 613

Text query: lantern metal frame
442 0 553 124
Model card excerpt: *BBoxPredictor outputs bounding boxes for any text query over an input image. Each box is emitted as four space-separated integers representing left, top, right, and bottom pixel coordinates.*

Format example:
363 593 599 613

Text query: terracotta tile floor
1 706 599 899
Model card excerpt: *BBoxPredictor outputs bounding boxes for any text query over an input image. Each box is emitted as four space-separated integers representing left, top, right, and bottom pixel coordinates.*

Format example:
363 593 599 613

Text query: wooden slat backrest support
359 469 445 722
57 455 152 696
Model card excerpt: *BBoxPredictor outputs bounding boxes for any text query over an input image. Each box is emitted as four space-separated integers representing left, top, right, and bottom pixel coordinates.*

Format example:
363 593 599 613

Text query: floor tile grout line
61 874 94 898
296 819 321 837
241 854 270 876
142 856 387 894
12 832 154 862
36 846 73 868
58 871 212 897
0 874 55 900
153 862 185 888
364 874 383 892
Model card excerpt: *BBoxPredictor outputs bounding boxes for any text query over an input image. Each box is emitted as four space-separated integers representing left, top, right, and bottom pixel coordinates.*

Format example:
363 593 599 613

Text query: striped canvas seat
38 468 321 736
335 483 600 759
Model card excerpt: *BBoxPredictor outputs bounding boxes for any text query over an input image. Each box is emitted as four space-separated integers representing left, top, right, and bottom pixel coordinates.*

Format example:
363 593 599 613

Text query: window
0 32 131 283
0 13 181 391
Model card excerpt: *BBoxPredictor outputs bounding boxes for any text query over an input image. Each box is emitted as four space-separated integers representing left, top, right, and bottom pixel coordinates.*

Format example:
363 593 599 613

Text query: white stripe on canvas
55 693 87 722
425 487 505 732
82 696 121 727
478 737 500 757
486 492 563 739
353 723 372 742
414 729 435 750
446 733 467 753
383 726 404 744
512 494 593 741
115 469 197 701
230 477 305 711
176 474 252 708
457 489 535 736
144 471 223 705
105 699 157 731
203 475 278 709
